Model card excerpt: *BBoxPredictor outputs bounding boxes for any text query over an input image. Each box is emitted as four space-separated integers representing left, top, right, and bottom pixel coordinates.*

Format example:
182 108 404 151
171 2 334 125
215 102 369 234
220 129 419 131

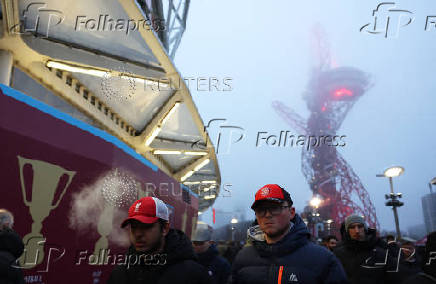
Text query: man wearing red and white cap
231 184 348 284
108 197 210 284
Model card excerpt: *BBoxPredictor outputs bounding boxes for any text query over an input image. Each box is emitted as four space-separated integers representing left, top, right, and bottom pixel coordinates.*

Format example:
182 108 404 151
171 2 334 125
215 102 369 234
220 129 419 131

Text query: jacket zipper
277 266 284 284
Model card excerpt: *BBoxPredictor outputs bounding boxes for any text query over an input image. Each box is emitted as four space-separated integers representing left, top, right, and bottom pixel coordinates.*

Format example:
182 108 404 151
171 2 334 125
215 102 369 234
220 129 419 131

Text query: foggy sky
175 0 436 233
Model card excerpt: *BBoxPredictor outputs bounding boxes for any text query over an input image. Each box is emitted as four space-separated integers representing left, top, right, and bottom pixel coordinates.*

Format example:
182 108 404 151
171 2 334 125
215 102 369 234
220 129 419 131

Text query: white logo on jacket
289 273 298 282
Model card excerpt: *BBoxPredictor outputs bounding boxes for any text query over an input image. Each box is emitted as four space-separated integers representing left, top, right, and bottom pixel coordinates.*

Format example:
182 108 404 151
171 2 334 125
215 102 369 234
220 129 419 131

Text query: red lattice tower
271 26 379 231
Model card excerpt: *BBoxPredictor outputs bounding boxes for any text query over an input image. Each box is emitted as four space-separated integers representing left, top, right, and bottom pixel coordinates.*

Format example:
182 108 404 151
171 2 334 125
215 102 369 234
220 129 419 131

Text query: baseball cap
191 221 213 242
251 184 293 209
121 197 169 228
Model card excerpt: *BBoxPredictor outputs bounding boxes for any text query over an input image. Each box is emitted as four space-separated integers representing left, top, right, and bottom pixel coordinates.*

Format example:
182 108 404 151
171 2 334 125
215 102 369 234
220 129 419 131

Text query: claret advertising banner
0 85 198 283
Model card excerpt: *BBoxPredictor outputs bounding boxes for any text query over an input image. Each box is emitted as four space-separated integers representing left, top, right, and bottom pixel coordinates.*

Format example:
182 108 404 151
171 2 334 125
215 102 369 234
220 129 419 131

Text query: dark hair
386 234 395 241
324 235 338 242
158 218 169 230
279 186 293 207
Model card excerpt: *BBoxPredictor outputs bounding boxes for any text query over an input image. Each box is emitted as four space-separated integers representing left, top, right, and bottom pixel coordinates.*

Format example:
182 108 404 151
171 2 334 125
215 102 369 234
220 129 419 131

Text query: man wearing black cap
192 222 231 284
231 184 348 284
333 214 396 284
107 197 210 284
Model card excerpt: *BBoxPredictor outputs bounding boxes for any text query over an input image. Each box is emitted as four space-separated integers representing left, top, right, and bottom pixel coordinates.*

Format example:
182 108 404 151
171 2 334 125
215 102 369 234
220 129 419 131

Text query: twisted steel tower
273 27 379 231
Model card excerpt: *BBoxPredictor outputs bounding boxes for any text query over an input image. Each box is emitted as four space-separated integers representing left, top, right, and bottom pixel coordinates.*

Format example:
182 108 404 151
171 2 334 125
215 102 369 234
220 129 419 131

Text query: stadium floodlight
383 166 404 178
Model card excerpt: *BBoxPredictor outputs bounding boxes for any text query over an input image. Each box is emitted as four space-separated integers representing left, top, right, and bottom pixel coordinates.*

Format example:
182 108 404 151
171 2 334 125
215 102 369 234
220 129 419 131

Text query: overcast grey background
174 0 436 233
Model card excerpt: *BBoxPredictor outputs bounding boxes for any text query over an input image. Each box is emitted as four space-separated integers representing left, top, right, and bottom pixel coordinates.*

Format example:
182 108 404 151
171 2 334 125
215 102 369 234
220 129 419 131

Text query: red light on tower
333 88 353 98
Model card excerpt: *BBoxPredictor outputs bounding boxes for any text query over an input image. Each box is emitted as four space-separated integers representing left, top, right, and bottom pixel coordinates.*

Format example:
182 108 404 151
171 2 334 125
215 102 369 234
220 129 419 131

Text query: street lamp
377 166 404 240
310 196 322 208
309 195 322 238
429 177 436 194
231 218 238 241
325 219 333 235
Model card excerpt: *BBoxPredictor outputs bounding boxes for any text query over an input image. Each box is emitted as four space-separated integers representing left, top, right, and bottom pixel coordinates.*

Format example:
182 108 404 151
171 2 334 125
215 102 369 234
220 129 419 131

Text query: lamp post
325 219 333 235
429 177 436 194
231 218 238 241
310 196 322 238
377 166 404 240
429 178 436 230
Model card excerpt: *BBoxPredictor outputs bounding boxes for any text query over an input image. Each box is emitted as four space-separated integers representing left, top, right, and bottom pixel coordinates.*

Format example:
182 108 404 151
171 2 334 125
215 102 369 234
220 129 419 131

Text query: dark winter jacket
107 229 211 284
196 244 231 284
402 243 436 284
0 229 25 284
231 214 348 284
389 252 422 283
402 272 436 284
333 228 396 284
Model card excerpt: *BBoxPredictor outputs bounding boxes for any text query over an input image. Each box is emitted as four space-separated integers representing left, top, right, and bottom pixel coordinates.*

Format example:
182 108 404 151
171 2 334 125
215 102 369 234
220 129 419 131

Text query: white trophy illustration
92 169 138 261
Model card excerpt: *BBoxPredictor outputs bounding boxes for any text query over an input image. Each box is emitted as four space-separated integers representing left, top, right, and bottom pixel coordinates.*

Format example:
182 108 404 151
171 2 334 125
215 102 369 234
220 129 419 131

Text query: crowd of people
1 184 436 283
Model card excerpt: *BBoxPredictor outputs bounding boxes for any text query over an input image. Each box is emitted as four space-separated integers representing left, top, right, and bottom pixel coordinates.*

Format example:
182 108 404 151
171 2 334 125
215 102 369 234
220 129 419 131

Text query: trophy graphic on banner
17 156 76 268
92 169 138 261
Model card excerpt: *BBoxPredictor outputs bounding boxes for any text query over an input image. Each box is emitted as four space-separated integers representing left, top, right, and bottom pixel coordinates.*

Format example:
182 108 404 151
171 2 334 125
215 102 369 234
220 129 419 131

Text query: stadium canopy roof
0 0 219 211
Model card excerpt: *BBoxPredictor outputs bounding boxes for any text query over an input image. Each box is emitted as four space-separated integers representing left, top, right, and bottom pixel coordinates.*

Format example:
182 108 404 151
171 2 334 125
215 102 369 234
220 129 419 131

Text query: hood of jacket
0 229 24 258
164 229 197 265
247 214 310 257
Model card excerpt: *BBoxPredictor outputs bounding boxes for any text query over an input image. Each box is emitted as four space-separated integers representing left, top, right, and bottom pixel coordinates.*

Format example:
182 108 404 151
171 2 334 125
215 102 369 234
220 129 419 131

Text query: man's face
255 201 295 240
348 223 365 241
129 220 168 253
192 241 211 254
327 239 337 250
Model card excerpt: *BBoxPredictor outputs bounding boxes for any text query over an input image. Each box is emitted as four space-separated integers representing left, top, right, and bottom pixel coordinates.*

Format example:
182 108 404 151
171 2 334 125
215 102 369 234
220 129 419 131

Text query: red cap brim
121 216 159 228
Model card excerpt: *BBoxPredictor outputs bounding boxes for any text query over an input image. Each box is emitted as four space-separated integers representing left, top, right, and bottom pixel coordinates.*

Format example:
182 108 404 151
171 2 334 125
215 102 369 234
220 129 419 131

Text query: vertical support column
0 50 13 86
389 177 402 240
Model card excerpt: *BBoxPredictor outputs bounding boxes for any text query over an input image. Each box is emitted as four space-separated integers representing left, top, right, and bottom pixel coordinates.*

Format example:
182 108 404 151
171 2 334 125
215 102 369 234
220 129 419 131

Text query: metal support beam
135 91 182 149
174 155 210 182
0 50 13 85
388 177 402 240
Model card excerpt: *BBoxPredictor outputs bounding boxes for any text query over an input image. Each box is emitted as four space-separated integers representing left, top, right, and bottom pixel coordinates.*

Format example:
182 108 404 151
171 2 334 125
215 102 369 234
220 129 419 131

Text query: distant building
422 192 436 233
407 224 427 240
